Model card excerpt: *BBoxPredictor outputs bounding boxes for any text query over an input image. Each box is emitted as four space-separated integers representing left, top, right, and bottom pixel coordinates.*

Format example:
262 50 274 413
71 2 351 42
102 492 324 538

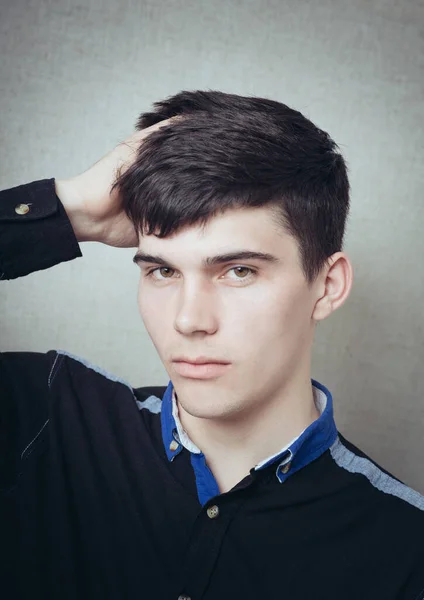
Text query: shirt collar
160 379 337 481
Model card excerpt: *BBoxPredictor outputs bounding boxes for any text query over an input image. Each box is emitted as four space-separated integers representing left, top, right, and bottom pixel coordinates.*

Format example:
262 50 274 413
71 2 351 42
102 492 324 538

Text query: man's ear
312 252 354 322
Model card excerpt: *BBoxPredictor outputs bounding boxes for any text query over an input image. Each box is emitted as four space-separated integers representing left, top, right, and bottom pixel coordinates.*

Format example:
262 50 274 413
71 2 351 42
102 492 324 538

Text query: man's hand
55 119 172 247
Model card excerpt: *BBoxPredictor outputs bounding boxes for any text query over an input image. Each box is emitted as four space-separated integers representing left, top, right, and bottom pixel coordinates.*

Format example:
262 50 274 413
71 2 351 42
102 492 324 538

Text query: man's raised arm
0 119 173 494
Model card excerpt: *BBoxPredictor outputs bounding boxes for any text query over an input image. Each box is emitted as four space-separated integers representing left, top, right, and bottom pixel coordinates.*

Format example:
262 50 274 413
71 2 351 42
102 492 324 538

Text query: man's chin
177 395 244 423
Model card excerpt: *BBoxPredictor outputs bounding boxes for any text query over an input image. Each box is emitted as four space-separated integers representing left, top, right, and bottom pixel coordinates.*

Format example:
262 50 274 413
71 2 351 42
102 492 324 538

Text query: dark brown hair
112 90 350 285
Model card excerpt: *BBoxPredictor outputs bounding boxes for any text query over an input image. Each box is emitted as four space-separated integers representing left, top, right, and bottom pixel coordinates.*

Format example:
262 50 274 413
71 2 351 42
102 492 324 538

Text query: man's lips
172 359 231 379
172 356 231 365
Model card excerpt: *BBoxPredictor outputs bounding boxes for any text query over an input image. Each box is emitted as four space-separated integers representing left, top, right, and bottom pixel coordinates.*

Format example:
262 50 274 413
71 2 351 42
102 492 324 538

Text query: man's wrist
54 178 99 243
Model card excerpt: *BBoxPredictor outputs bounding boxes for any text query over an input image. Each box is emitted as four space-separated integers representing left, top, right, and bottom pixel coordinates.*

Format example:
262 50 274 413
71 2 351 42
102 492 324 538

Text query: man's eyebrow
132 250 280 268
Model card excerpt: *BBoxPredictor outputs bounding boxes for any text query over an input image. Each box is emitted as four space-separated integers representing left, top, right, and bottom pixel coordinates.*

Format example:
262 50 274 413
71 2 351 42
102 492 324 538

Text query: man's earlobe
312 295 333 322
312 252 353 322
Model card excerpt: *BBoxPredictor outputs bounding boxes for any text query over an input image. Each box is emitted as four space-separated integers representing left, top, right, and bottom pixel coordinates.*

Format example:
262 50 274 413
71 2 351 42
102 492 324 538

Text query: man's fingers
120 116 182 149
113 117 184 179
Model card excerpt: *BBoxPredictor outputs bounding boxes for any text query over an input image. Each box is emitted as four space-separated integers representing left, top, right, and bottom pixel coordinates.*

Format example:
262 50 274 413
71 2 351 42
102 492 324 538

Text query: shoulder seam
20 418 49 461
136 395 162 414
330 436 424 511
55 349 135 393
19 351 62 462
48 351 64 388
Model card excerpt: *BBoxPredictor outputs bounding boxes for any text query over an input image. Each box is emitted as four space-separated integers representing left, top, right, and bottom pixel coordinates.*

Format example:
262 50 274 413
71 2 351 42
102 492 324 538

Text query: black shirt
1 178 424 600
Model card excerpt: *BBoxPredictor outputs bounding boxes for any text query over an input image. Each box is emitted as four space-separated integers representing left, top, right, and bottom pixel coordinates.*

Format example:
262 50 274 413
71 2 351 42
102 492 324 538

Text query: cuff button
15 203 30 215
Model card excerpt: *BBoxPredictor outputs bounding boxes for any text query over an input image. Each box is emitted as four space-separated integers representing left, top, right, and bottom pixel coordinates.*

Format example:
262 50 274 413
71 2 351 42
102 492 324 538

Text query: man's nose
174 282 219 335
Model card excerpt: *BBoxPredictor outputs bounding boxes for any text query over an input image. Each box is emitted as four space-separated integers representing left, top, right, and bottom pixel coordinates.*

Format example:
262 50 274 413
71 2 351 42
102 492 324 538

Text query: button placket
178 496 244 600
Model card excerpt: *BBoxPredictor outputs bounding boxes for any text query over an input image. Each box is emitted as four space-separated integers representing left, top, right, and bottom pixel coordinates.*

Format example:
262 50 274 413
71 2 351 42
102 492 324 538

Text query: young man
1 91 423 600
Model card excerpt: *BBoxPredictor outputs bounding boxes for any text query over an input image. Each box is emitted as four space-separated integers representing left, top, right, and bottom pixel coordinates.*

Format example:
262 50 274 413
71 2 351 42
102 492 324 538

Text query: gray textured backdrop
1 0 423 492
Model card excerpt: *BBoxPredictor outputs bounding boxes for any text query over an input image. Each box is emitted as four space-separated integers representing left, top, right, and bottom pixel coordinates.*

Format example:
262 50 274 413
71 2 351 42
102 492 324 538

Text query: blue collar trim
161 381 184 462
256 378 338 482
161 378 338 489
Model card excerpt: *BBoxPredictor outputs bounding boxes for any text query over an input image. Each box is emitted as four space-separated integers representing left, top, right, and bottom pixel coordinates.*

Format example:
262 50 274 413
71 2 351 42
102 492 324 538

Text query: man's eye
228 266 255 279
224 266 257 283
144 266 257 282
145 267 175 280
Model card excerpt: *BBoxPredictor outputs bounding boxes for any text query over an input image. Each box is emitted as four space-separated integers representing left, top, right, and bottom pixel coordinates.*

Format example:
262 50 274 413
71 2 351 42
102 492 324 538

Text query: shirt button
280 462 291 474
169 440 179 452
178 595 191 600
15 203 30 215
207 504 220 519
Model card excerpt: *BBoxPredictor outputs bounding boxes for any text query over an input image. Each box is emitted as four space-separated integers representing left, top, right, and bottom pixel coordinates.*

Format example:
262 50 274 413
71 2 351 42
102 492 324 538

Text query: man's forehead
137 205 287 252
134 210 298 270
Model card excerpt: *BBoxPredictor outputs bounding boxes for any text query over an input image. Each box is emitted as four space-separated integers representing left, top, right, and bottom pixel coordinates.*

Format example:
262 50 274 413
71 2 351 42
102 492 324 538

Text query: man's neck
177 374 320 494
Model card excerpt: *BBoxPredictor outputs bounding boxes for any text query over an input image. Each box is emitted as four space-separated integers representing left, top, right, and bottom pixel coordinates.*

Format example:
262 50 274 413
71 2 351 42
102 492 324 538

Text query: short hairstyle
112 90 350 285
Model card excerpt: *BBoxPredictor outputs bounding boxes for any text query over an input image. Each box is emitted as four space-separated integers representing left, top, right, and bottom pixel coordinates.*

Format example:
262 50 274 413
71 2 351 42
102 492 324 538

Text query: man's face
136 206 321 422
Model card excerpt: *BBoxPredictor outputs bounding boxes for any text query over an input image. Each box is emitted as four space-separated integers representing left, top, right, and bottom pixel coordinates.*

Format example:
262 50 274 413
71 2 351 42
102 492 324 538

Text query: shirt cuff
0 178 82 280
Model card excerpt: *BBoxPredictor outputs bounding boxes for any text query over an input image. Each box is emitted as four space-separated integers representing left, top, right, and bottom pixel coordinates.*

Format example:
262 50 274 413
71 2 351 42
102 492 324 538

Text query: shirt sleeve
0 178 82 489
0 178 82 280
